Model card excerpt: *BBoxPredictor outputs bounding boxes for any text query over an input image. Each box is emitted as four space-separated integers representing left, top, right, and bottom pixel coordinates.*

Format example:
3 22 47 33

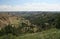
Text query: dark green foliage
0 25 20 36
56 14 60 29
24 13 60 30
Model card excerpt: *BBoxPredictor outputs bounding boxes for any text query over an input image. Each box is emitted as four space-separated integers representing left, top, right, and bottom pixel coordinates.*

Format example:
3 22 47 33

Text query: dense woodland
0 12 60 39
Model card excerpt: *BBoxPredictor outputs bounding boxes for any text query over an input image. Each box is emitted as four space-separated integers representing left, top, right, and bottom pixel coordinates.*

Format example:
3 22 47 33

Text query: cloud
0 3 60 11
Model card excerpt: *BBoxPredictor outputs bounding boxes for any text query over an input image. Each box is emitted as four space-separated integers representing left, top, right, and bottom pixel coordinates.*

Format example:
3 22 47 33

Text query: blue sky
0 0 60 11
0 0 59 5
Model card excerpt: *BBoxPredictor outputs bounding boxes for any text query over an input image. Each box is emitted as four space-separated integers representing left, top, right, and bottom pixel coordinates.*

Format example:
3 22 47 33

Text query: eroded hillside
0 13 31 29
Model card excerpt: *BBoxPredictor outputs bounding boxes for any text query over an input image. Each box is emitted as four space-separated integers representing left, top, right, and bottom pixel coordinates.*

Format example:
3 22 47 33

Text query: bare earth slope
0 13 31 29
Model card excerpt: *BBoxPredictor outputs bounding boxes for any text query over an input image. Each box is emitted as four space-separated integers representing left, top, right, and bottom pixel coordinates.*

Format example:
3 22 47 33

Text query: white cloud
0 3 60 11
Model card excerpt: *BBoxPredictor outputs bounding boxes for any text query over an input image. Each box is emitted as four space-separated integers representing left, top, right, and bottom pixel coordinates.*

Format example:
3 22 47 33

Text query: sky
0 0 60 11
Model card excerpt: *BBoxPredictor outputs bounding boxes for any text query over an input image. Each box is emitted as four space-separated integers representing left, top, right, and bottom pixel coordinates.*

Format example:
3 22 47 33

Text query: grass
0 28 60 39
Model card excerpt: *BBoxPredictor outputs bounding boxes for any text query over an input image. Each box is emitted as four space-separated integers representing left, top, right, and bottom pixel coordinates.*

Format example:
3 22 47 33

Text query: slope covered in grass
16 28 60 39
0 28 60 39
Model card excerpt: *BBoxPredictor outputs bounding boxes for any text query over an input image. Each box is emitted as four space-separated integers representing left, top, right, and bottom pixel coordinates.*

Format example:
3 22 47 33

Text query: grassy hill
16 28 60 39
0 28 60 39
